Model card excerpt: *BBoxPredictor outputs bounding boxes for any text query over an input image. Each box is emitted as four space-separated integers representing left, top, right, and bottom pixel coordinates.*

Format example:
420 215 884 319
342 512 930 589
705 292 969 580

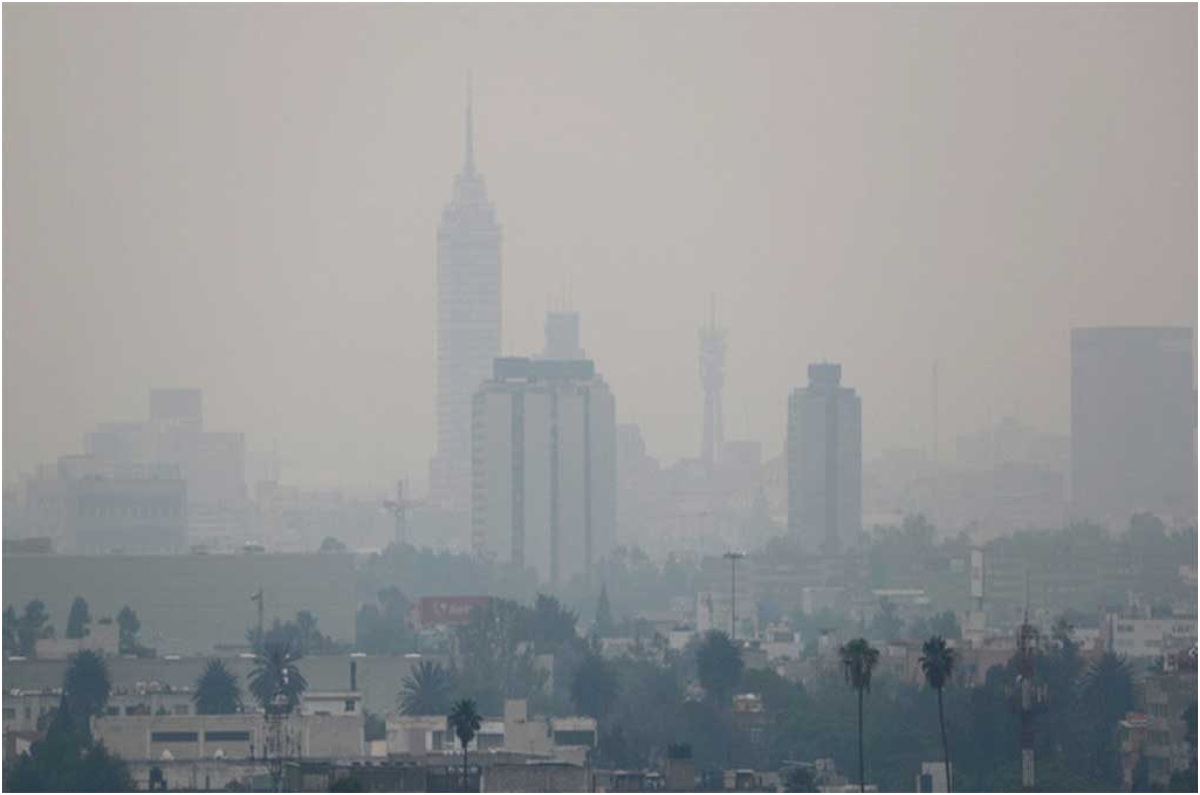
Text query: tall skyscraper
430 80 502 511
787 363 862 554
543 311 585 360
471 356 616 585
1070 327 1195 526
699 299 726 467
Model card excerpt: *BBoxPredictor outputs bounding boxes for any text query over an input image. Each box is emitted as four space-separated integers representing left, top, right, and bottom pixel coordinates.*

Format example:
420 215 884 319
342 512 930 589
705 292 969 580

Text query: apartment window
344 700 356 713
151 731 198 743
205 731 251 742
554 730 596 747
173 705 190 716
106 706 120 716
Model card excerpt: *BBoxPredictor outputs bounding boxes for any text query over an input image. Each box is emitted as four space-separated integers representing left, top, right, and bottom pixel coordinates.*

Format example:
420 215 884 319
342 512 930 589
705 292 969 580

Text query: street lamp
722 551 745 641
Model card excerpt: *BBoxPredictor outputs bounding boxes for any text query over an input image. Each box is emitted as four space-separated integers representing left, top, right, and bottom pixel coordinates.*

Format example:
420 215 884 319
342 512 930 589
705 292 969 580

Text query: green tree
63 650 111 726
18 600 52 657
319 536 347 553
456 599 547 713
570 645 617 719
1077 652 1134 787
193 659 242 715
116 606 140 655
399 660 455 716
447 698 482 792
696 630 743 706
839 638 880 793
249 638 308 715
3 695 135 792
3 604 18 655
920 635 957 792
65 597 91 640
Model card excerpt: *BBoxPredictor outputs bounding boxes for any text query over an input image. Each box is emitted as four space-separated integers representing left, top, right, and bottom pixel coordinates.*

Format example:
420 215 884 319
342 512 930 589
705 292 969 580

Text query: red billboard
416 596 491 627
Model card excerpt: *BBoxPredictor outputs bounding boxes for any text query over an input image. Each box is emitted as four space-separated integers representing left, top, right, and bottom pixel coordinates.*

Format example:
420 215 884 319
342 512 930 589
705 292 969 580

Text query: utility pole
723 551 745 641
251 587 264 650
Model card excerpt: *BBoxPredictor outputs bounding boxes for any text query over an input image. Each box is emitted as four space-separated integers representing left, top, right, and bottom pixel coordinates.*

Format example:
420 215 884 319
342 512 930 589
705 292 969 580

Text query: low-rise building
1106 615 1198 658
92 712 364 763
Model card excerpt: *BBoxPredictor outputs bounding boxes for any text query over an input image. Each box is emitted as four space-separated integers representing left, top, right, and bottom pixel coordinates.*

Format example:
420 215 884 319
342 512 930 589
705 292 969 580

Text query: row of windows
150 730 251 743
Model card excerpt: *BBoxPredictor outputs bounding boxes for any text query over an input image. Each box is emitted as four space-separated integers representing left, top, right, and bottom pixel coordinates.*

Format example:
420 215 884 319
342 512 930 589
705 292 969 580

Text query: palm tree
447 698 482 792
920 635 957 792
249 638 308 715
839 638 880 793
399 660 455 715
194 659 243 715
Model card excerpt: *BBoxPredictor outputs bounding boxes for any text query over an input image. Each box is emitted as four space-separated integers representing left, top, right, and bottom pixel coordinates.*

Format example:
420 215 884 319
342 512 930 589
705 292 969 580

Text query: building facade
787 363 862 554
1071 327 1195 527
430 87 502 512
471 358 616 584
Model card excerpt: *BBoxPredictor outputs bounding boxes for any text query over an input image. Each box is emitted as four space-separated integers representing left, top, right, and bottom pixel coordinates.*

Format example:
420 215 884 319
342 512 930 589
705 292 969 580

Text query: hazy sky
5 4 1196 493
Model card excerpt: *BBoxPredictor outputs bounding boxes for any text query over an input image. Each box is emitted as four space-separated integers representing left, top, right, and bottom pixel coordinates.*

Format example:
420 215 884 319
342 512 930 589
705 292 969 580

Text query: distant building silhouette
543 311 585 360
471 354 616 585
787 363 862 554
430 78 502 512
698 299 726 467
1070 327 1195 526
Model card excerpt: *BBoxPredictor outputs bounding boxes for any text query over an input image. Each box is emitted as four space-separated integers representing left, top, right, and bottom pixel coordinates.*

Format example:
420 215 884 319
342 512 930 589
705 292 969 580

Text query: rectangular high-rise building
788 363 862 554
471 358 616 584
1070 327 1195 526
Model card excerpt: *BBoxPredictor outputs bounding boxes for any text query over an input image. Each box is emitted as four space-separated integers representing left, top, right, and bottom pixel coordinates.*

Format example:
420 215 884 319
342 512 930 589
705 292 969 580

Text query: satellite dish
160 749 174 760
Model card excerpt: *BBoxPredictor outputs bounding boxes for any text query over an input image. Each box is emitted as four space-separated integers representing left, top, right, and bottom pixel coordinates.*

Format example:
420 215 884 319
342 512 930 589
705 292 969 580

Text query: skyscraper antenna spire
465 70 475 173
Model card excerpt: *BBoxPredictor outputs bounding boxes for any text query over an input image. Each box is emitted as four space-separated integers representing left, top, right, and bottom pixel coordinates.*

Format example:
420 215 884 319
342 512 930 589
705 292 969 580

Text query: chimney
350 659 358 692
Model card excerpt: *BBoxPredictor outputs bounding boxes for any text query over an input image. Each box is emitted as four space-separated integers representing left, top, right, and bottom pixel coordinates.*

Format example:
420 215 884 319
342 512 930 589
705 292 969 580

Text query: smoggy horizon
5 4 1196 494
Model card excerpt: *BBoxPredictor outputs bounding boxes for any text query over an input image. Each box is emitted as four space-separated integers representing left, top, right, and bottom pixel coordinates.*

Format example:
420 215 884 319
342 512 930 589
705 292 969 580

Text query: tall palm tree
839 638 880 793
447 698 482 792
399 660 454 715
249 638 308 716
920 635 957 792
194 659 243 715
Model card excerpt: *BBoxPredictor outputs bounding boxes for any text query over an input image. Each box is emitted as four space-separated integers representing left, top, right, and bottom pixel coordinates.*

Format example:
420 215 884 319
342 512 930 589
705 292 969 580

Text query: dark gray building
787 363 862 554
1070 327 1195 527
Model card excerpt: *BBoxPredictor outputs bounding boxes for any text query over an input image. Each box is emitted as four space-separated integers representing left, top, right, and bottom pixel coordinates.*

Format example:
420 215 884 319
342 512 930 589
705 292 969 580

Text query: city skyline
4 4 1195 494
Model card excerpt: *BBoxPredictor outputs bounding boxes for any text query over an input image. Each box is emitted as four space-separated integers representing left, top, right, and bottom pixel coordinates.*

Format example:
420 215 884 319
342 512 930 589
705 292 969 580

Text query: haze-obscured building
1 552 356 655
788 363 862 554
471 357 616 584
430 86 502 513
1071 327 1195 527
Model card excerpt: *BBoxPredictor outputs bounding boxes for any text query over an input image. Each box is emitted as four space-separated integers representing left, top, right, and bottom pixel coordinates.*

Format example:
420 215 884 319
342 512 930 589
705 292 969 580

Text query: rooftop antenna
464 69 475 173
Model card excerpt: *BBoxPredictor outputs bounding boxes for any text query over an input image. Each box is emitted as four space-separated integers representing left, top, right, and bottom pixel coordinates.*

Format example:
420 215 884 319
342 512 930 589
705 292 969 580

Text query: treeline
2 598 146 658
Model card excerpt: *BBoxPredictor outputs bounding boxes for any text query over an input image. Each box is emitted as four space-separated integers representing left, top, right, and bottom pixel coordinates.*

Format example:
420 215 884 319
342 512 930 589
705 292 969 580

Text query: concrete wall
3 653 437 716
2 552 356 654
483 763 589 792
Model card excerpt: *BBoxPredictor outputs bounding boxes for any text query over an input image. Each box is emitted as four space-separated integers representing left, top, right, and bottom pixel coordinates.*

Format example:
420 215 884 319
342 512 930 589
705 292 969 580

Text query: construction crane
382 479 413 548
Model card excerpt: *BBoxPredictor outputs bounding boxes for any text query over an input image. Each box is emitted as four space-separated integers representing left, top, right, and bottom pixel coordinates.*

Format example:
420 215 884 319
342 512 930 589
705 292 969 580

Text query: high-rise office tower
543 311 585 360
787 363 862 554
471 357 616 585
699 299 726 467
430 80 502 511
1071 327 1195 526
